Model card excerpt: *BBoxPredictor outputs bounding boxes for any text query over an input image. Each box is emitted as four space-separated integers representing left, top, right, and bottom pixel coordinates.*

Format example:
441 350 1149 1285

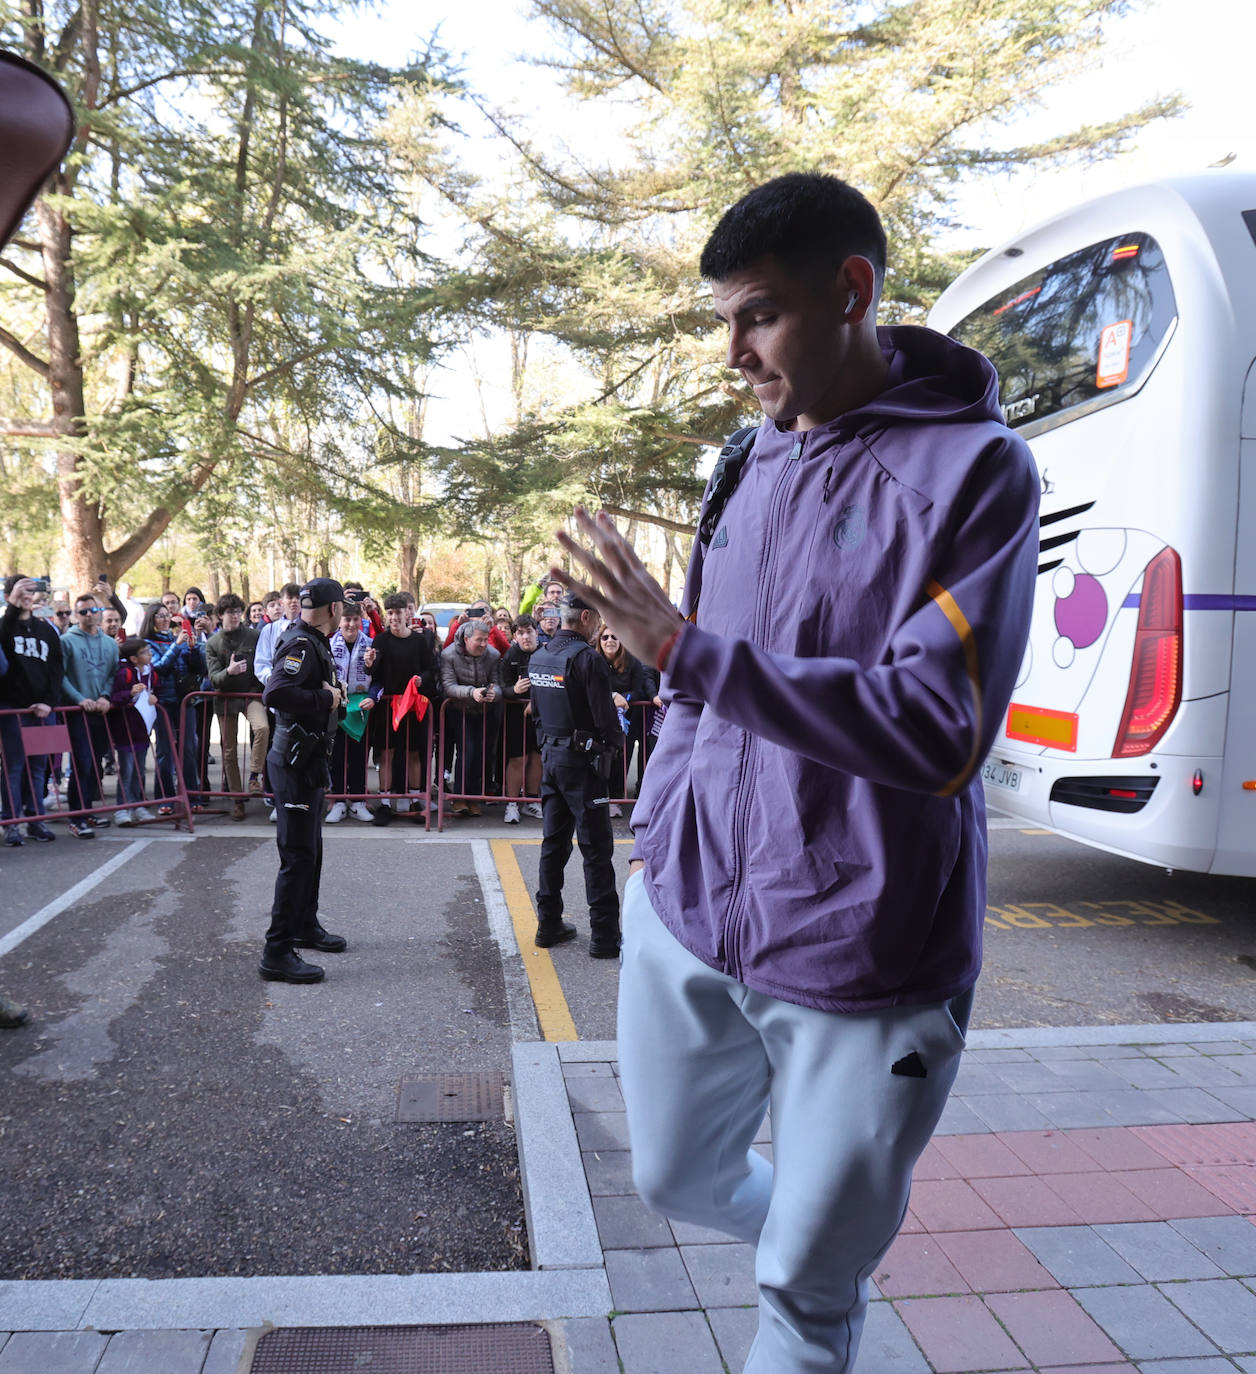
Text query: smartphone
98 572 109 583
31 577 50 593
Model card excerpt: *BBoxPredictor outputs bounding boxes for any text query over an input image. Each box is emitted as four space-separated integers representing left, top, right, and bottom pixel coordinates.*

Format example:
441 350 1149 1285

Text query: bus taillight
1113 547 1183 758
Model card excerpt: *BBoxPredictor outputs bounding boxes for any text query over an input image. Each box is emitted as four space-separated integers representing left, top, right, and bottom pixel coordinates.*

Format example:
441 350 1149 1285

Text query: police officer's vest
528 635 597 746
273 622 338 736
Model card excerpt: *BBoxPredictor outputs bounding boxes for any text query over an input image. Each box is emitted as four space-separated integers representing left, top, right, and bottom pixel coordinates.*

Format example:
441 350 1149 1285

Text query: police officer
259 577 349 984
528 592 622 957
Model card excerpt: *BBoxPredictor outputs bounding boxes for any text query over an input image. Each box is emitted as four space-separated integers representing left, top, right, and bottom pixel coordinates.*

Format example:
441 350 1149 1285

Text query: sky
330 0 1253 445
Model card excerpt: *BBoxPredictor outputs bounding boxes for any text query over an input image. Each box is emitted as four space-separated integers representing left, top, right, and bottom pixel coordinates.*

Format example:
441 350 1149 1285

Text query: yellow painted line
1021 829 1054 836
490 838 579 1043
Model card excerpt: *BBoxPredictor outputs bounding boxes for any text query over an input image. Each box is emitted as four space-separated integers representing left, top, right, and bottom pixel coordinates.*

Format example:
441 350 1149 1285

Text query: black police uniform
260 587 348 982
528 625 622 955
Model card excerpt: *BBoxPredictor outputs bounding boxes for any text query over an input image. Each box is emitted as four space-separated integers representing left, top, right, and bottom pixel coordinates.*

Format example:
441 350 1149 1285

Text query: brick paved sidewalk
559 1033 1256 1373
2 1030 1253 1372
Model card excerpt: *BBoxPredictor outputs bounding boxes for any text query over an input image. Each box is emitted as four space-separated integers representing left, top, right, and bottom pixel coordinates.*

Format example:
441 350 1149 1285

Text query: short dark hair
383 593 408 612
281 582 302 599
263 590 280 605
183 586 205 602
699 173 886 290
343 580 364 591
513 614 536 631
339 605 362 620
119 636 148 661
216 594 245 615
3 574 25 597
75 592 97 609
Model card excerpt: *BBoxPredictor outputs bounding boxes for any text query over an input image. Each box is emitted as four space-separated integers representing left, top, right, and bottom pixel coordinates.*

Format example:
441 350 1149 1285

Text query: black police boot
293 927 348 953
535 919 577 949
589 935 622 959
259 949 325 983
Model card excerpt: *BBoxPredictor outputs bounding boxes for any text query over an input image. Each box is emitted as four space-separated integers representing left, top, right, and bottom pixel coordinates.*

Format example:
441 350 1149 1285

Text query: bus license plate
982 761 1022 793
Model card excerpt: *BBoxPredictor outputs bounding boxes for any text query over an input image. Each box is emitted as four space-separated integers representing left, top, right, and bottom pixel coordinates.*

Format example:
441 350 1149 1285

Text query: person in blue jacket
552 174 1040 1373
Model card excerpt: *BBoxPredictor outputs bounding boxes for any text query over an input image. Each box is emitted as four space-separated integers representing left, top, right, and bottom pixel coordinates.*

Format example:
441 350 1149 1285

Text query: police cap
299 577 345 609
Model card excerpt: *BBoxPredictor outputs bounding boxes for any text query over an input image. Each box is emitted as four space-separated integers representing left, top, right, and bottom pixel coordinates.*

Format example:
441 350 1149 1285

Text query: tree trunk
208 569 221 602
239 569 251 603
398 535 419 596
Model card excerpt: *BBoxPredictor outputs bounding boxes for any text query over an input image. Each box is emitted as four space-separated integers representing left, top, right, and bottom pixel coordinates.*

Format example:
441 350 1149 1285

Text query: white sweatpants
617 870 970 1373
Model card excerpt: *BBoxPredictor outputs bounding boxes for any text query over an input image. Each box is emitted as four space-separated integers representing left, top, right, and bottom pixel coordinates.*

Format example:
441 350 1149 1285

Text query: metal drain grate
396 1071 505 1123
250 1323 554 1373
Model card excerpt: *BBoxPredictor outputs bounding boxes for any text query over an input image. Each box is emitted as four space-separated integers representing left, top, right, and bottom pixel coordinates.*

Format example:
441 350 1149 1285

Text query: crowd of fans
0 571 666 842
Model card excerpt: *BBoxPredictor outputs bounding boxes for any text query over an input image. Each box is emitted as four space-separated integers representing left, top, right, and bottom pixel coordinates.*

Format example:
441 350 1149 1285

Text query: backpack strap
697 425 759 547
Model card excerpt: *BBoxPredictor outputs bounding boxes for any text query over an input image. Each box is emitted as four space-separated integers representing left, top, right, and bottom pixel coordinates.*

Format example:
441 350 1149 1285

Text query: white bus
928 172 1256 875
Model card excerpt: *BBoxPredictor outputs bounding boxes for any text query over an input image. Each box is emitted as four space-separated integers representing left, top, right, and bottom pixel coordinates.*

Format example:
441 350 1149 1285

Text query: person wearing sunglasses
60 594 120 836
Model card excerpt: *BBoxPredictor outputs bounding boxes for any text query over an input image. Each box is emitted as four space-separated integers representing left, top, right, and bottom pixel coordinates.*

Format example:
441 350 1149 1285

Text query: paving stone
986 1289 1123 1367
971 1174 1085 1227
993 1062 1079 1093
1114 1060 1199 1090
1113 1168 1238 1219
679 1242 759 1307
1093 1046 1151 1060
894 1295 1028 1371
1015 1225 1143 1287
572 1111 631 1151
1171 1059 1250 1090
1032 1366 1135 1373
201 1329 249 1374
1093 1222 1227 1281
1168 1216 1256 1275
934 1228 1059 1292
0 1339 6 1357
1072 1284 1221 1360
1148 1046 1204 1058
1158 1278 1256 1354
1237 1358 1256 1372
582 1148 637 1196
0 1330 109 1373
565 1076 626 1113
560 1317 620 1374
1135 1361 1246 1373
562 1062 615 1078
1100 1092 1188 1128
1070 1128 1194 1173
1044 1171 1158 1223
1148 1090 1246 1125
593 1193 676 1249
611 1311 723 1373
1186 1166 1256 1215
999 1129 1100 1175
706 1306 759 1371
1031 1046 1096 1062
1025 1092 1120 1129
1209 1057 1256 1082
1205 1086 1256 1117
874 1234 970 1298
966 1048 1034 1064
1134 1124 1256 1168
1198 1045 1254 1059
96 1329 214 1372
953 1063 1012 1095
910 1179 1006 1231
967 1094 1054 1133
934 1097 990 1135
860 1301 932 1372
669 1217 737 1246
1045 1061 1139 1093
604 1247 699 1312
913 1140 962 1180
932 1134 1032 1178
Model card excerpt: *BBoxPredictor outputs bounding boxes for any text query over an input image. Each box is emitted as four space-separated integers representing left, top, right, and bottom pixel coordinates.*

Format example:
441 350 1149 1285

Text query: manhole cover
250 1324 553 1373
396 1072 505 1123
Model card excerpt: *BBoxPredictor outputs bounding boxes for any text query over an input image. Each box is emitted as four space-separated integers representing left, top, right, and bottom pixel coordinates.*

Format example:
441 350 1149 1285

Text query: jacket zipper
722 434 806 980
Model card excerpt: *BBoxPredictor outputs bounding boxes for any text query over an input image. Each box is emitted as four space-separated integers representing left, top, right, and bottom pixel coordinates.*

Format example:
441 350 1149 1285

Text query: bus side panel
1213 425 1256 875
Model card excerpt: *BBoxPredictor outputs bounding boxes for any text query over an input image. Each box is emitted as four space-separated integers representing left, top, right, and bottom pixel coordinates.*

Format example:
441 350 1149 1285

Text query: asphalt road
0 833 526 1280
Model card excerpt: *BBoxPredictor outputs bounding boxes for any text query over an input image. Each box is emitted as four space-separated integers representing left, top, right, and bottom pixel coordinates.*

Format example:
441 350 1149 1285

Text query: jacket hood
843 325 1003 430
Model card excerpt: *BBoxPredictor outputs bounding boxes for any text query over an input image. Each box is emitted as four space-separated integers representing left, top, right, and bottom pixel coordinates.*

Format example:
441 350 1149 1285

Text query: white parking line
0 840 151 959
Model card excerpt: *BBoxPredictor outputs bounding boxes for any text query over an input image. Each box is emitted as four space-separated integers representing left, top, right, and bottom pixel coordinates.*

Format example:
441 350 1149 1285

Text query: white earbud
845 290 859 316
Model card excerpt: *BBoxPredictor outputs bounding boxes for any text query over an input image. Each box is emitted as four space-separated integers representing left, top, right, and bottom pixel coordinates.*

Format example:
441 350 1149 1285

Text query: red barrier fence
0 702 193 836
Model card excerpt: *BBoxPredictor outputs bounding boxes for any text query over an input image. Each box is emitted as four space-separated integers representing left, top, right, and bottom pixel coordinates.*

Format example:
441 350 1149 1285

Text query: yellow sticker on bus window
1096 319 1133 389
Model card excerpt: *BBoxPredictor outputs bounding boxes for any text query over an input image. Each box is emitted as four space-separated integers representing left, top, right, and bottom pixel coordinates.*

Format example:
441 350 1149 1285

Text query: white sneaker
268 807 276 822
134 806 155 822
609 803 623 818
326 802 347 823
349 802 373 822
44 787 60 811
115 809 133 827
503 802 520 824
524 802 543 819
395 798 410 814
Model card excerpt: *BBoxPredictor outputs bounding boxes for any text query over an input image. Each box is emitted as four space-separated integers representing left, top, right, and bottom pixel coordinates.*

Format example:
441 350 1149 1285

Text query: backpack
697 425 758 546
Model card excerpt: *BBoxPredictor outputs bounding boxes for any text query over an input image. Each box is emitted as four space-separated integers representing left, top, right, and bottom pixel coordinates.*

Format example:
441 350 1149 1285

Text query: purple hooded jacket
630 325 1040 1013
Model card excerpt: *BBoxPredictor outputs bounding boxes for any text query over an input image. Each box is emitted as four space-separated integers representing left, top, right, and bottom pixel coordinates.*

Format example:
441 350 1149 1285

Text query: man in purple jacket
553 174 1039 1372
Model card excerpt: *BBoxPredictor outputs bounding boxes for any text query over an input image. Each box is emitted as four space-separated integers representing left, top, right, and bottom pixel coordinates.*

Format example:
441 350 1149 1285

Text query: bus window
949 232 1178 438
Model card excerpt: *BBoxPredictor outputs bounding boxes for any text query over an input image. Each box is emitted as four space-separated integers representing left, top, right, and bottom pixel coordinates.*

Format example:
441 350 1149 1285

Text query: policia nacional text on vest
259 577 350 984
527 597 623 958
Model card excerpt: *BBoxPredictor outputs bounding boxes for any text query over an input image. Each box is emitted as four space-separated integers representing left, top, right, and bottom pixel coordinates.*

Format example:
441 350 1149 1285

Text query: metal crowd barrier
433 697 660 831
0 701 193 836
178 690 434 830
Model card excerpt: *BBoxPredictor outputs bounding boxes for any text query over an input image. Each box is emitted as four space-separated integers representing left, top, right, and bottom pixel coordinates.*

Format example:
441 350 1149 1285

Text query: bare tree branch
0 256 49 291
0 324 51 377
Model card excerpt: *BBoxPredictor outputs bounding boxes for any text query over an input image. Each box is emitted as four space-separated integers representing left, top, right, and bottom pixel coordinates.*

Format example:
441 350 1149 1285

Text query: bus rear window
949 232 1177 434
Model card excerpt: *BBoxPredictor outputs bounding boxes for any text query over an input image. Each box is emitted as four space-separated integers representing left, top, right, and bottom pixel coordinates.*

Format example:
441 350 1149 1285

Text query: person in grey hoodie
60 592 120 835
552 174 1040 1374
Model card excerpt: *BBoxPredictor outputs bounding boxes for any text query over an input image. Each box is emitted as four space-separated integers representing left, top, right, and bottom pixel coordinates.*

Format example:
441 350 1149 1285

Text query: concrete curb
966 1021 1256 1048
512 1042 604 1271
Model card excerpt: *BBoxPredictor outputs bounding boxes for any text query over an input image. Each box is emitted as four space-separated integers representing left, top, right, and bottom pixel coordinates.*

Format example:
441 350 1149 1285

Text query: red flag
391 676 430 731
